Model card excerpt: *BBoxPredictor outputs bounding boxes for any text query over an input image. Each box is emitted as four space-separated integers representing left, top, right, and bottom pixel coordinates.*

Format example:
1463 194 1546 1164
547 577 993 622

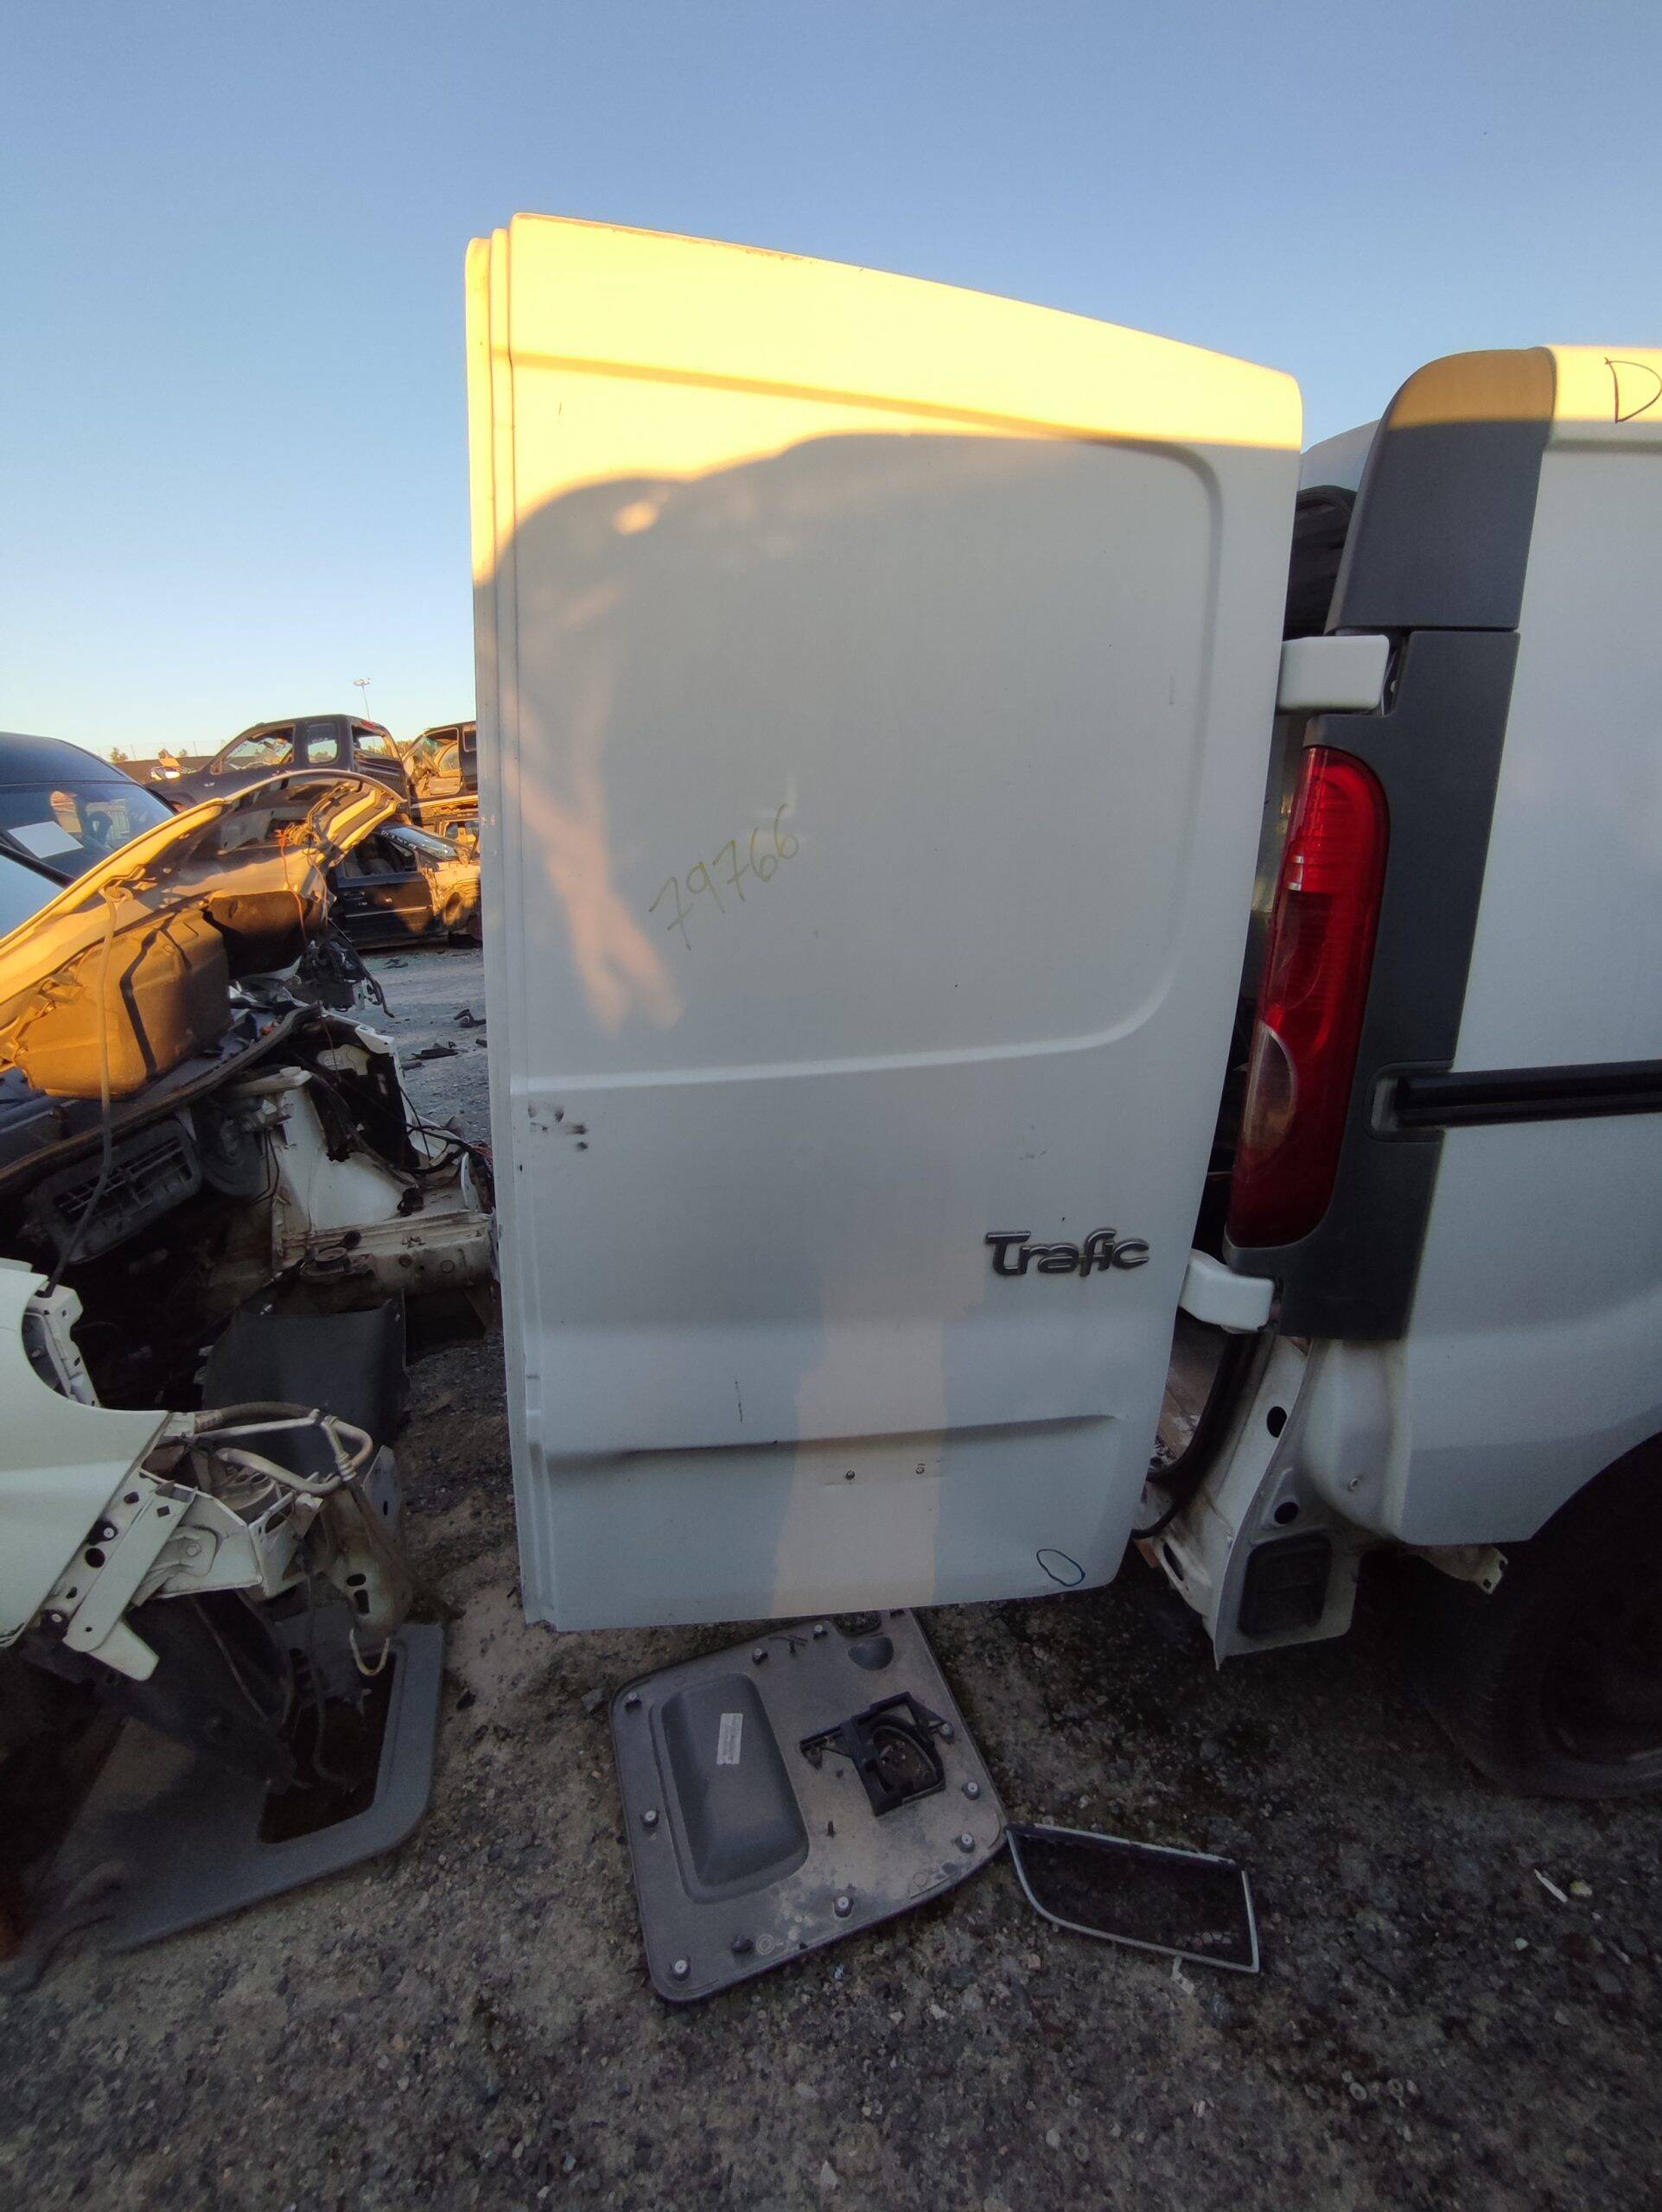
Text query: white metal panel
468 218 1300 1627
0 1262 166 1643
1385 350 1662 1542
1299 423 1377 493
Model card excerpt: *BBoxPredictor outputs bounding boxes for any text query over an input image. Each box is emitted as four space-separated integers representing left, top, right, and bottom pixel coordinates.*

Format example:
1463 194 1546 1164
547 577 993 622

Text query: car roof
0 732 146 789
230 715 392 739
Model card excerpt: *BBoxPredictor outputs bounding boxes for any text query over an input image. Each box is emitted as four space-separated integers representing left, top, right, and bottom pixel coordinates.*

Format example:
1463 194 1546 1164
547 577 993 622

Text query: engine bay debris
0 766 490 1970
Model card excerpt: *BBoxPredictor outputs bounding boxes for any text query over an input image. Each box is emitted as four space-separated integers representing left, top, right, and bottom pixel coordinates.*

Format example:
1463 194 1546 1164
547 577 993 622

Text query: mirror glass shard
1008 1821 1259 1974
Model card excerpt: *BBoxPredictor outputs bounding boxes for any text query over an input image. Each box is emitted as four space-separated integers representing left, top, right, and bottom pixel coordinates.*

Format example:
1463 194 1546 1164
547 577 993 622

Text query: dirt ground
3 944 1659 2212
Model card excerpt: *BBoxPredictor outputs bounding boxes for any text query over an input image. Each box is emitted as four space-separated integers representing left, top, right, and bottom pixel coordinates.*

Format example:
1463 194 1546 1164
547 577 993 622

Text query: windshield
384 822 465 862
223 728 296 772
0 778 174 880
0 849 64 936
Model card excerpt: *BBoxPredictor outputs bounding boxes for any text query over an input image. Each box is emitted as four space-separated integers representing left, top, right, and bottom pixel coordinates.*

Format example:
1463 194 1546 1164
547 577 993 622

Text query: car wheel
1410 1440 1662 1798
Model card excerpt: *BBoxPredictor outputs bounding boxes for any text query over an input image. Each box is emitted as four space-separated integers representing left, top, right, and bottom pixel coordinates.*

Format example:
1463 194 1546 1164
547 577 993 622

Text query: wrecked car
151 713 411 806
330 815 484 949
403 720 479 842
0 763 493 1964
0 733 179 908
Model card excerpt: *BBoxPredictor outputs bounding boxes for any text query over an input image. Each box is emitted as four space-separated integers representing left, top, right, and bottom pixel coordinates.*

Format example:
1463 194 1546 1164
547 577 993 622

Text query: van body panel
468 217 1300 1628
1169 349 1662 1651
1378 353 1662 1543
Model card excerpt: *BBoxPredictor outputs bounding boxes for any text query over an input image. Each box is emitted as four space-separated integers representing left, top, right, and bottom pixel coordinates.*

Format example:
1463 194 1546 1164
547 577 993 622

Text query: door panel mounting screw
834 1895 852 1918
671 1958 690 1980
957 1833 976 1853
640 1808 659 1829
962 1780 981 1800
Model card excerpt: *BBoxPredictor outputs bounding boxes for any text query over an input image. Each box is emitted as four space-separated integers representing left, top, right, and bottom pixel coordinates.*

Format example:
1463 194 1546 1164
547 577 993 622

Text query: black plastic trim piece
1328 348 1557 632
1228 347 1557 1342
1385 1059 1662 1132
1283 484 1355 638
1239 1533 1333 1639
104 1618 443 1953
1228 629 1521 1338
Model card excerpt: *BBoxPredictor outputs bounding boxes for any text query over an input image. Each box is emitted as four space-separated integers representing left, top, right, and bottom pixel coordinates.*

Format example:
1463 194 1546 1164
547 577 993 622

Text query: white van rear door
468 218 1299 1629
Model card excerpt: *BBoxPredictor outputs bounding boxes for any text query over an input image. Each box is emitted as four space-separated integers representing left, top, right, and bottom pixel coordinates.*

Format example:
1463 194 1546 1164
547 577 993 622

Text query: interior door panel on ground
468 216 1301 1628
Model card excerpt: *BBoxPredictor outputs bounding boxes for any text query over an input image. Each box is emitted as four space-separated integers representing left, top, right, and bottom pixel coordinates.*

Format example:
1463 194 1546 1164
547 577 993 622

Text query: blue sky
3 0 1657 760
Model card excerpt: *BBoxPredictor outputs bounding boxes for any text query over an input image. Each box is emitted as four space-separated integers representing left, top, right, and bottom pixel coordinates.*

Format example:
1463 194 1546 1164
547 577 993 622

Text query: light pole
353 677 373 722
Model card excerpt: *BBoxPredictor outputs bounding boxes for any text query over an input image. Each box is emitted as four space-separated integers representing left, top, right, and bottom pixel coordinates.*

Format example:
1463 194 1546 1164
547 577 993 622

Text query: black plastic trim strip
1328 348 1557 632
1227 346 1558 1342
1385 1060 1662 1131
1283 484 1355 638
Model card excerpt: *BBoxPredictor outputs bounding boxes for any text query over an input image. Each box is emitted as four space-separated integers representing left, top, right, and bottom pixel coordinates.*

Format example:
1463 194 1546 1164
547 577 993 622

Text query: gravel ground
3 944 1659 2212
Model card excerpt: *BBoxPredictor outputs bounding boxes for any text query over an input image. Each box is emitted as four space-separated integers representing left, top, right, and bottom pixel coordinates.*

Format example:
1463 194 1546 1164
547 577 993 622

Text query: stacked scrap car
0 735 494 1961
146 714 411 804
402 720 479 841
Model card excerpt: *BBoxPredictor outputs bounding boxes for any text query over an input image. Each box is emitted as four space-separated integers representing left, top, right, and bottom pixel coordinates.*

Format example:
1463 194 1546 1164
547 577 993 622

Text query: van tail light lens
1227 747 1389 1248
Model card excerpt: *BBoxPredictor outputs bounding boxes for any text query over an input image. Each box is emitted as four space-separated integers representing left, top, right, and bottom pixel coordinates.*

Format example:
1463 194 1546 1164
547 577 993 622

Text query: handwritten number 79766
649 804 799 950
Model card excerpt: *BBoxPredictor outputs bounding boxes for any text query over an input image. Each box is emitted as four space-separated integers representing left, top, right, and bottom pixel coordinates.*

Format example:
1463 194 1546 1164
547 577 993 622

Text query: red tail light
1228 747 1389 1248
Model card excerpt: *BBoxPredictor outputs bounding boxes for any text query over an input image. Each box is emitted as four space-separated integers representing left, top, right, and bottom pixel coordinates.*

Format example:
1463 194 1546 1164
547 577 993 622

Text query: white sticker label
10 819 81 859
716 1711 744 1766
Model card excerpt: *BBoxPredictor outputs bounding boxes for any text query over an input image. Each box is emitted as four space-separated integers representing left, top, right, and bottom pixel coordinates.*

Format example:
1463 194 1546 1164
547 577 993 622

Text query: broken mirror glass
1007 1821 1258 1974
